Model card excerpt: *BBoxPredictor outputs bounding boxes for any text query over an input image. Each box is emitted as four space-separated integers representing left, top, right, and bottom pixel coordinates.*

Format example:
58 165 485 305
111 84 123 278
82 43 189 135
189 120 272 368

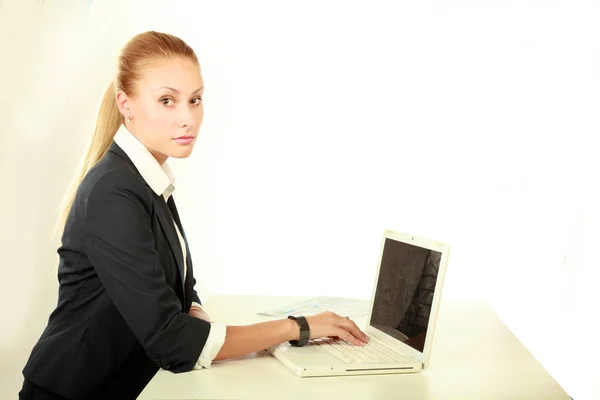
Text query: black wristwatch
288 315 310 347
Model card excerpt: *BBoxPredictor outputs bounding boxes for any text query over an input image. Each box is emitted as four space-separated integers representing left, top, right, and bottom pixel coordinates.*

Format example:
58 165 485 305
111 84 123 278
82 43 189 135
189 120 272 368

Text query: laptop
267 228 450 377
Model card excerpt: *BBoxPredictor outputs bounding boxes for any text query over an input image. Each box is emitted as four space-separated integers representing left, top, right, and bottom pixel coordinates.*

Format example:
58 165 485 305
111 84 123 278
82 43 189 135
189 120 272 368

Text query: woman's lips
173 136 194 145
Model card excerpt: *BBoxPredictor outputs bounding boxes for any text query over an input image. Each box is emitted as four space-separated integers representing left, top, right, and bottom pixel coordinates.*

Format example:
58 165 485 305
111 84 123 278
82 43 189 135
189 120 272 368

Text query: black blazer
22 142 211 399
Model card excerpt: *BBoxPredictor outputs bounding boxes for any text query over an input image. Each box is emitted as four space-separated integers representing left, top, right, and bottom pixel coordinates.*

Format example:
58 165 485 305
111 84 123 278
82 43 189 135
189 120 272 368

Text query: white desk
139 295 570 400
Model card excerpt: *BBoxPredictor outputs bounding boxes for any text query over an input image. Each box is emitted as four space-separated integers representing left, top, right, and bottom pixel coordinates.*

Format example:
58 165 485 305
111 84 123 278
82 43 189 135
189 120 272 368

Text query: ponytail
53 83 123 238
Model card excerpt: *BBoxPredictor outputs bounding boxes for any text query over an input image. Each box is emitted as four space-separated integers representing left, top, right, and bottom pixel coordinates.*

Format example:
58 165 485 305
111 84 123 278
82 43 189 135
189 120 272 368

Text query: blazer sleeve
83 170 211 373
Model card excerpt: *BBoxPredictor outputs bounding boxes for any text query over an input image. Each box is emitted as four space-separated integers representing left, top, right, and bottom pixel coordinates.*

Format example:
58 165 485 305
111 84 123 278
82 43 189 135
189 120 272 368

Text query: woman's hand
189 308 212 322
304 312 369 346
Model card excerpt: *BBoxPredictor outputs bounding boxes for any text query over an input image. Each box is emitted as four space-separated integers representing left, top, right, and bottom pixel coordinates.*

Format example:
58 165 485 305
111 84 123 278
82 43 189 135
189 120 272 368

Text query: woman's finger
333 327 363 346
337 316 368 343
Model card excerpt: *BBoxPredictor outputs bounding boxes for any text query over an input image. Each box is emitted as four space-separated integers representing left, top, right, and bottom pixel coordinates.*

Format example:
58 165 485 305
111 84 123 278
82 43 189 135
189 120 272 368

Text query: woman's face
117 57 204 164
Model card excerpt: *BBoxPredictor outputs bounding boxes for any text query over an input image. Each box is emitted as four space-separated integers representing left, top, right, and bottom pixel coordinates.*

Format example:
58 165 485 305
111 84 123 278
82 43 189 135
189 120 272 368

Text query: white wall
1 1 598 398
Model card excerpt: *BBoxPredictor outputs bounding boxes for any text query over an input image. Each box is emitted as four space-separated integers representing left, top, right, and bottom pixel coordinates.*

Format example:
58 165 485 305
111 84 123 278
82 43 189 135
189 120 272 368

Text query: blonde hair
54 31 199 237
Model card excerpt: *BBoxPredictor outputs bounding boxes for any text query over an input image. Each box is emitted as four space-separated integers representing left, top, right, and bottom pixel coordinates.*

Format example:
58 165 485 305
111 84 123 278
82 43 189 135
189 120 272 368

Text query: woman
19 31 368 399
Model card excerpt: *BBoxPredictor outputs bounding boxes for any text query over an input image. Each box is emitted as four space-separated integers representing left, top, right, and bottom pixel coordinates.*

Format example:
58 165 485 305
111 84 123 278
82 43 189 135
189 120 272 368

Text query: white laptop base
267 335 422 377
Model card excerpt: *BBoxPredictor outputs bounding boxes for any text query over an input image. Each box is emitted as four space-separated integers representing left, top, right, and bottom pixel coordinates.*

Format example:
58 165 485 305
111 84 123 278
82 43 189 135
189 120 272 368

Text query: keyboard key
311 337 408 364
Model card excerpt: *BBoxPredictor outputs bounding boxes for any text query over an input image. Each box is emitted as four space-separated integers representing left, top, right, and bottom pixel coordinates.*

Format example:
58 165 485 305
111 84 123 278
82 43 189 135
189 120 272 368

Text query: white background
1 0 599 398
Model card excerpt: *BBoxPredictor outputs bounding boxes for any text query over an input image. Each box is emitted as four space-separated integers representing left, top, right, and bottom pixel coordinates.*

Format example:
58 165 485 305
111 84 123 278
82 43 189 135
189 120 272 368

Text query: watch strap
288 315 310 347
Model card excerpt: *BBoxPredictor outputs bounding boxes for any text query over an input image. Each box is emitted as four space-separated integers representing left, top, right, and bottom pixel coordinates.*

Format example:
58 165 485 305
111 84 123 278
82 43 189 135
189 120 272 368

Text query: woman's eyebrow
157 86 204 94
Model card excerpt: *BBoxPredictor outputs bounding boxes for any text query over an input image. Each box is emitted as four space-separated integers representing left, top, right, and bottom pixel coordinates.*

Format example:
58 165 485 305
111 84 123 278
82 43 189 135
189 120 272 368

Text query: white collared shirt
114 124 225 369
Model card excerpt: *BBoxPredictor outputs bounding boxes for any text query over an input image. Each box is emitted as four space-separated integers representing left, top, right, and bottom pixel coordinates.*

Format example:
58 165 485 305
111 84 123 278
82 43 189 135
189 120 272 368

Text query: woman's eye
161 98 173 105
191 97 203 105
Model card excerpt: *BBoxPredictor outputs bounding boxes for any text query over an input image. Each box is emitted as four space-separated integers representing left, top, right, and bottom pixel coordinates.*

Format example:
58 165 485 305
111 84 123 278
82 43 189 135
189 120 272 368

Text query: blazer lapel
167 197 192 283
154 196 186 299
109 141 187 301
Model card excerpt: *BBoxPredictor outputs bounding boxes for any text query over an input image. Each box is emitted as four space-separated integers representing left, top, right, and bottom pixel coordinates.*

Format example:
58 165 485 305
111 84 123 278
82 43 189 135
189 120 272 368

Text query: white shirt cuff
193 321 226 369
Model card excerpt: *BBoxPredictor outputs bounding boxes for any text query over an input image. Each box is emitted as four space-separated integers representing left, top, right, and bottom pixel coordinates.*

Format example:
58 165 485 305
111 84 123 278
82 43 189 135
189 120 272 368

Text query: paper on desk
258 296 369 318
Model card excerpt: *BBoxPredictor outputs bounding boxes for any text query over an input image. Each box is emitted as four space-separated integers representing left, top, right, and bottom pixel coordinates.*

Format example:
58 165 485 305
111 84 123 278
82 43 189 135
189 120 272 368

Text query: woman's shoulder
77 150 152 209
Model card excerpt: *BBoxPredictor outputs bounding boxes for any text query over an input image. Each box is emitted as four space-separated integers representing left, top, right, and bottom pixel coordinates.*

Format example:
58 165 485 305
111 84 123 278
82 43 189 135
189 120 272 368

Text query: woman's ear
116 91 131 119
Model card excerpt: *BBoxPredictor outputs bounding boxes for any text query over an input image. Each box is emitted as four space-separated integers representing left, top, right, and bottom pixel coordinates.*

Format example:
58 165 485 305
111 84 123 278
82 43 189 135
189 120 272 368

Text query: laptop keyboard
311 337 408 364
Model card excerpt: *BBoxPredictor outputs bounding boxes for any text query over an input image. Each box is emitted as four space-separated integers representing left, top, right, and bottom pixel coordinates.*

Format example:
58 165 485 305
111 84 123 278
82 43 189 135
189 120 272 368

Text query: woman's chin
169 146 195 159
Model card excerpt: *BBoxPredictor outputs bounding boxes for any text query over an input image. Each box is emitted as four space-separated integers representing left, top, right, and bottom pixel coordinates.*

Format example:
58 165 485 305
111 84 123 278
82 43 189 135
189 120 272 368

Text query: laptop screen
369 237 442 353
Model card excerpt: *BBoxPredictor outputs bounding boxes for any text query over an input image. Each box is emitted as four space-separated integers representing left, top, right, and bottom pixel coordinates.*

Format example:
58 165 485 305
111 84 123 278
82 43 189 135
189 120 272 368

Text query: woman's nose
178 106 194 127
